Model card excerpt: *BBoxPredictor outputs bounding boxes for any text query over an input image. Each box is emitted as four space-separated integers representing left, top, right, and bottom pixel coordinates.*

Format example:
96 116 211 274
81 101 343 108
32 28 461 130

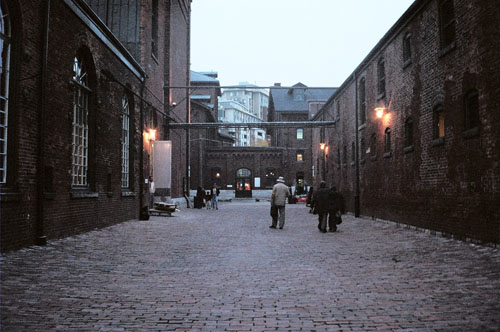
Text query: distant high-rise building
218 83 269 147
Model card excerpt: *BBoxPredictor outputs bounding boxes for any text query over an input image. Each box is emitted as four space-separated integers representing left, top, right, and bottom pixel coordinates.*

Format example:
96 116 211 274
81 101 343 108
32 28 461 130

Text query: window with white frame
0 1 11 184
121 95 130 188
296 128 303 140
71 55 90 186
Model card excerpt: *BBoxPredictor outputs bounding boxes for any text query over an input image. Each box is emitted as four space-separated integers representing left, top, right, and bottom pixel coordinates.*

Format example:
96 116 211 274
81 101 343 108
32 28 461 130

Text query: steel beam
166 121 336 129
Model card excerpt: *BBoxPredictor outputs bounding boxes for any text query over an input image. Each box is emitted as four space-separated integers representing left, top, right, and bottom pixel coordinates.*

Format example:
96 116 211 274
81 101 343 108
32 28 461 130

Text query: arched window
404 117 414 148
121 94 131 188
384 128 392 154
211 167 222 187
0 1 11 184
296 128 303 140
71 53 92 187
403 32 412 66
433 105 445 140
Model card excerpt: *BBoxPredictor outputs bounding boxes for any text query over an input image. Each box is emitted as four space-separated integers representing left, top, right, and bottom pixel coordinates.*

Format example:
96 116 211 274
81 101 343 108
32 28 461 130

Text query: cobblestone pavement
2 202 500 332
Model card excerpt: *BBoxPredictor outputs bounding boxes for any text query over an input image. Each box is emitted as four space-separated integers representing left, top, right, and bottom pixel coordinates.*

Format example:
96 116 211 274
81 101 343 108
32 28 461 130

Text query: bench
149 202 177 217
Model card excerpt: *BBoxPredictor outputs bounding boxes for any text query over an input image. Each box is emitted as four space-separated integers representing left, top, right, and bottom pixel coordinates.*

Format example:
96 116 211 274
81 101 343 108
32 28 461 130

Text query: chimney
274 83 281 87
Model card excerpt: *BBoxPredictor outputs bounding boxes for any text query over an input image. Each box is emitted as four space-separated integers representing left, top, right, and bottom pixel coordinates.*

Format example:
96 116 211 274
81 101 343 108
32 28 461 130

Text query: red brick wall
1 0 191 251
205 147 285 190
165 0 190 198
317 0 500 244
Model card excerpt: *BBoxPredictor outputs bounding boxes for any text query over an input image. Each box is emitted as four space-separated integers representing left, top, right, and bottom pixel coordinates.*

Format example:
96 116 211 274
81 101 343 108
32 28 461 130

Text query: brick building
0 0 190 252
313 0 500 244
268 83 336 194
204 147 285 197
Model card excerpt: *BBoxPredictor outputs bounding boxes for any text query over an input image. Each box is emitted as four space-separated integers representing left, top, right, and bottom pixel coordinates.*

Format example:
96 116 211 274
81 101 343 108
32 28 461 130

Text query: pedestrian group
269 177 345 233
194 184 220 210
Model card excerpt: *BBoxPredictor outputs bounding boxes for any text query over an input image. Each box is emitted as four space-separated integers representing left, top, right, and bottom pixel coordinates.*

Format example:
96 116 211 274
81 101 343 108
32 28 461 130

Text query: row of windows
0 1 11 184
1 2 135 188
357 0 457 125
332 88 480 165
71 54 133 189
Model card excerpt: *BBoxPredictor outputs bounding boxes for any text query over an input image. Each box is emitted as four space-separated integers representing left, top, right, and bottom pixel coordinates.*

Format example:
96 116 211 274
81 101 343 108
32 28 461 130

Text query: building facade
0 0 190 252
218 83 269 147
313 0 500 245
268 83 336 194
204 147 285 197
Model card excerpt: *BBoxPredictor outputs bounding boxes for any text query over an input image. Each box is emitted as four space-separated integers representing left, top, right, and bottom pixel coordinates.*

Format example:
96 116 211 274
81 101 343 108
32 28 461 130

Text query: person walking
211 184 220 210
312 181 330 233
195 186 206 209
327 186 345 232
269 176 290 229
148 176 156 210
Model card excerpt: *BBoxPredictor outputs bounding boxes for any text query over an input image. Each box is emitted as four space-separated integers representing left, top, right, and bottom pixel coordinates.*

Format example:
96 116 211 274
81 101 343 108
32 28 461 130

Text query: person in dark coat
327 186 345 232
306 186 314 212
312 181 330 233
195 186 206 209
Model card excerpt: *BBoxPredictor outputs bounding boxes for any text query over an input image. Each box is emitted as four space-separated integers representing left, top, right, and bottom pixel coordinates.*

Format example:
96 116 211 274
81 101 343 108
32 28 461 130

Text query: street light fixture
375 107 385 119
319 142 327 181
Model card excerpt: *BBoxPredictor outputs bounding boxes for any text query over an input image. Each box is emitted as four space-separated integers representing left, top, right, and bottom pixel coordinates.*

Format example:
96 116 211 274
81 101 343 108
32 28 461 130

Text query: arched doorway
235 168 252 198
296 171 305 195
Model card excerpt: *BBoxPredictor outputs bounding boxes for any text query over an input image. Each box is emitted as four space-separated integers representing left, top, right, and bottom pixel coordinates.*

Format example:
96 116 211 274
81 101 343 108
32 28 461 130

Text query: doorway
235 168 252 198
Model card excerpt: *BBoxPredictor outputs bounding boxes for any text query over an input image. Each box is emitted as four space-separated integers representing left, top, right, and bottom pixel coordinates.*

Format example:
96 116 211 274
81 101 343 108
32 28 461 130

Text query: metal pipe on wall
354 73 361 217
36 0 51 246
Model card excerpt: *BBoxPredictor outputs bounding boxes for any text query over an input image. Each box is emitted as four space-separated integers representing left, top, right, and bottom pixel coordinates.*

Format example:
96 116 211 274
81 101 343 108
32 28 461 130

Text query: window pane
0 1 11 184
438 113 445 138
72 55 89 186
465 91 480 130
296 128 303 140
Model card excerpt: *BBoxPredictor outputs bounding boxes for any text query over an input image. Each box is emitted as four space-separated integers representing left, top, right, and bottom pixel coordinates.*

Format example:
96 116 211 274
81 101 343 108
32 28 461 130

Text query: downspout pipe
354 72 360 217
36 0 51 246
185 4 192 205
139 80 148 219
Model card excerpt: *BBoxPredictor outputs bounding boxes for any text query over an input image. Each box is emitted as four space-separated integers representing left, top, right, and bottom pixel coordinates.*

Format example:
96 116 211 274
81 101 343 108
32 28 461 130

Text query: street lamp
375 107 385 119
319 142 327 181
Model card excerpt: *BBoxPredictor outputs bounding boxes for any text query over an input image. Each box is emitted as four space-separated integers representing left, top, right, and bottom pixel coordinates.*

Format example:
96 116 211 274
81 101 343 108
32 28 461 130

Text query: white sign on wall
254 177 261 188
152 140 172 192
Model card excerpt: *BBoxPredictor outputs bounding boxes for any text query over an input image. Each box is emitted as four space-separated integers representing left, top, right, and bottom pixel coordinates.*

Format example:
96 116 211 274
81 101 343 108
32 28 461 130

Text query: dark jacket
328 189 345 214
312 187 330 214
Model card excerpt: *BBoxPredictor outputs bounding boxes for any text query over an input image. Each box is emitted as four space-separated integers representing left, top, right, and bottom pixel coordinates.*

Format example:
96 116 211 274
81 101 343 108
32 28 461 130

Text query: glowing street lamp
375 107 385 119
148 128 157 141
319 142 327 180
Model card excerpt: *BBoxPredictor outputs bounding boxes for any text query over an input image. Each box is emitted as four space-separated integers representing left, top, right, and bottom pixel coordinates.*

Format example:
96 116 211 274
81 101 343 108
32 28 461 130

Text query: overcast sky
191 0 415 88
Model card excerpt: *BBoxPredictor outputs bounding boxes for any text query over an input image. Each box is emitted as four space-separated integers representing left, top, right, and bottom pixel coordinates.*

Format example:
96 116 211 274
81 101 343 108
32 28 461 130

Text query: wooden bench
149 202 177 217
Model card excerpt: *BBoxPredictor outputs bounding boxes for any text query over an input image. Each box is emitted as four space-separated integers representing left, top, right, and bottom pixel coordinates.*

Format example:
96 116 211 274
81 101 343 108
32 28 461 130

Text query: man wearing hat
270 176 290 229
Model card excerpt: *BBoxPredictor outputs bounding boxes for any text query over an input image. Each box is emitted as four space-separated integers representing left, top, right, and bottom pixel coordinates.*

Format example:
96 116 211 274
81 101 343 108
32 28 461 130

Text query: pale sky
191 0 415 87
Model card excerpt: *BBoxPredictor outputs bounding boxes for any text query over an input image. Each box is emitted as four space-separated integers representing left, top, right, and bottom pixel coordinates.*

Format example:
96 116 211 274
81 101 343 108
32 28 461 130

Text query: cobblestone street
2 202 500 332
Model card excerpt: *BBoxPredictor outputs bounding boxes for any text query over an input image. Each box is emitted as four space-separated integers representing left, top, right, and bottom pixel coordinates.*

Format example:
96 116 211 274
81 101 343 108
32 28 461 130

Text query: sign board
152 140 172 195
254 177 260 188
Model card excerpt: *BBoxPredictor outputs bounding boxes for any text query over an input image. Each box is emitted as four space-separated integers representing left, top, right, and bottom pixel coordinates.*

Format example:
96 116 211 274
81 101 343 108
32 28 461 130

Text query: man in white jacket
270 176 290 230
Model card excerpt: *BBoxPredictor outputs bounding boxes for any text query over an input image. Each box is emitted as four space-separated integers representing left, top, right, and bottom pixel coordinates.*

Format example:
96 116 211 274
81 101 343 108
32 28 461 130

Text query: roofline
315 0 429 119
